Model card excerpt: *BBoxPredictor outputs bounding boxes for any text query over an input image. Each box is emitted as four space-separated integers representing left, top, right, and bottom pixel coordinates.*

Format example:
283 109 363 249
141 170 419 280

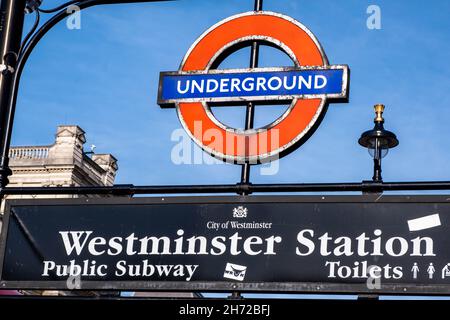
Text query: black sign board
1 195 450 295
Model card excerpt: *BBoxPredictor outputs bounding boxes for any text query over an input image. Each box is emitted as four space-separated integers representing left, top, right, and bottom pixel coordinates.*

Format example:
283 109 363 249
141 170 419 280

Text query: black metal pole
372 140 382 182
0 0 26 190
4 180 450 196
240 0 263 191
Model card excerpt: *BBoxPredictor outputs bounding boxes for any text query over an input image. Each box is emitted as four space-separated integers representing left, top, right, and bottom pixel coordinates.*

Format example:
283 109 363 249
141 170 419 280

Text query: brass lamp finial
374 104 385 123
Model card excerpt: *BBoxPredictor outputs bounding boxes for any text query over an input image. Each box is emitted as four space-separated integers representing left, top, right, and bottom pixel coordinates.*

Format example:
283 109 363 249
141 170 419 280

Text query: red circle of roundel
177 11 328 163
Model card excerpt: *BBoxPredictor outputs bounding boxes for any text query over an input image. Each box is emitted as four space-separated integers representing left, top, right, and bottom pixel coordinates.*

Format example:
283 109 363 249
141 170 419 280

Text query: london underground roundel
158 11 349 163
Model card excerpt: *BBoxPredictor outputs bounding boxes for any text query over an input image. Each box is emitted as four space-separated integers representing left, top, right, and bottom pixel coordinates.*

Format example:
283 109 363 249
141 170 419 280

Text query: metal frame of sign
1 195 450 295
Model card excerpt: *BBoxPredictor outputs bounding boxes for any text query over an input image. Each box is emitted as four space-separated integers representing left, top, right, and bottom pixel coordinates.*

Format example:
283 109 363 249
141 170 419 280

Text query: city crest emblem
233 206 248 218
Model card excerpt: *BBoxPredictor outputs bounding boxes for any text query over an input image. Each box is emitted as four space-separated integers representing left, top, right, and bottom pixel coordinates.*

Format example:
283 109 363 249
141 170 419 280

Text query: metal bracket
0 64 15 75
25 0 42 14
361 180 383 194
236 182 253 195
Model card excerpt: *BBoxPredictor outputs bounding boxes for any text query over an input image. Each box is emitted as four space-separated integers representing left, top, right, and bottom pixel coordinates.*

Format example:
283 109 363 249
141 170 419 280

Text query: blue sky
13 0 450 188
11 0 450 300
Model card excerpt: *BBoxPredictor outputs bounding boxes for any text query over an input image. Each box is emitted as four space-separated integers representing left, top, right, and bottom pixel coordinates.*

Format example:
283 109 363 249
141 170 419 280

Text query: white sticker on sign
408 214 441 231
223 263 247 281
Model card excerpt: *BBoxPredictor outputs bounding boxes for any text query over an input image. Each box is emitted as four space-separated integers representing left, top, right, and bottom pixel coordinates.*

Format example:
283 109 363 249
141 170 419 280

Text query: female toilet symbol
427 263 435 279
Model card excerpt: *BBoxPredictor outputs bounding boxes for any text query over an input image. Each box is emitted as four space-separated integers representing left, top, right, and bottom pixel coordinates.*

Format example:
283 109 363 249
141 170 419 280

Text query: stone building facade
6 125 117 195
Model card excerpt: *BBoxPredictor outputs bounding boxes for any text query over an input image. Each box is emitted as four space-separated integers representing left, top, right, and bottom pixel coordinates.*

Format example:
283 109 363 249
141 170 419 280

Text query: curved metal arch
1 0 173 167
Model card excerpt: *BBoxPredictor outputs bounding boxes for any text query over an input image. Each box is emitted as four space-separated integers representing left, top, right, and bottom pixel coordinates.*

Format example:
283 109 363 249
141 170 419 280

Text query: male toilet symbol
411 263 419 279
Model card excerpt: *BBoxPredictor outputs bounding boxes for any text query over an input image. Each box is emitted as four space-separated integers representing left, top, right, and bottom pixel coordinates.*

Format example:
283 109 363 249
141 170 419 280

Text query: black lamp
358 104 399 182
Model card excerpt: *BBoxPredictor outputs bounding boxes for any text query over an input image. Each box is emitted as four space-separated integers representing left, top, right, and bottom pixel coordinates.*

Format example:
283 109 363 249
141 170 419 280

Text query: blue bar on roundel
159 67 347 104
